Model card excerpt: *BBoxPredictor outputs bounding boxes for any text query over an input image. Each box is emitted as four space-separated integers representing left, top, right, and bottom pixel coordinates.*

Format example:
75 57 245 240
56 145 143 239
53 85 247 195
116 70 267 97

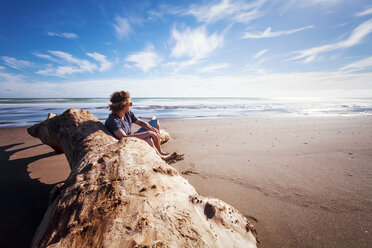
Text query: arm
112 129 127 140
113 127 157 140
135 119 159 134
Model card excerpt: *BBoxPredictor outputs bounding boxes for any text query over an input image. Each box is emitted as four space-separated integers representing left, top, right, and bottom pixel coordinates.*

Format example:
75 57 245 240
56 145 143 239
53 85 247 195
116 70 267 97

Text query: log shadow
0 143 57 248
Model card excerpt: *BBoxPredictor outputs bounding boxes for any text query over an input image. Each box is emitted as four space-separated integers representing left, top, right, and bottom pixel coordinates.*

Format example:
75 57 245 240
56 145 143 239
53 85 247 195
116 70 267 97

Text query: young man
105 91 176 161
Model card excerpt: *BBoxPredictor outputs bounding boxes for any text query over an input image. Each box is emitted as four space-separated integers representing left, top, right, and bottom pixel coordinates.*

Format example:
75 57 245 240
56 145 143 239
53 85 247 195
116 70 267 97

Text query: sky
0 0 372 98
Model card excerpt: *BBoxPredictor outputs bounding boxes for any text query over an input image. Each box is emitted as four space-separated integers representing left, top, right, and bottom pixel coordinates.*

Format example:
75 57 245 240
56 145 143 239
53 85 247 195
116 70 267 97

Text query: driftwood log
27 109 258 248
41 113 170 154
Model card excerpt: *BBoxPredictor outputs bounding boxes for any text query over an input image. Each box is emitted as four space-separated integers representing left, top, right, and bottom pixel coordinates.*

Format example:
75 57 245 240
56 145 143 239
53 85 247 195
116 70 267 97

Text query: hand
149 126 160 134
147 131 157 138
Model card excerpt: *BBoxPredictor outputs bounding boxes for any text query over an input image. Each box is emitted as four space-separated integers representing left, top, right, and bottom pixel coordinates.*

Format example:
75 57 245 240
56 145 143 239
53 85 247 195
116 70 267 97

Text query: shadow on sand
0 143 57 248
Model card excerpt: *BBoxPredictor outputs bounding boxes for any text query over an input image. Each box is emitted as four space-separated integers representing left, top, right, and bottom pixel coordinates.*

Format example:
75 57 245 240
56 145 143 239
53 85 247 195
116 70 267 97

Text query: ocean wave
350 107 372 113
95 106 108 109
0 121 17 125
133 104 254 110
42 108 59 111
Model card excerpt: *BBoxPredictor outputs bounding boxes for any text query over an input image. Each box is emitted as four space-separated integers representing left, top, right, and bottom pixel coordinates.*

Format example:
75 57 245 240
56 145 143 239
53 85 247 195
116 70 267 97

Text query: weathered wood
28 109 258 248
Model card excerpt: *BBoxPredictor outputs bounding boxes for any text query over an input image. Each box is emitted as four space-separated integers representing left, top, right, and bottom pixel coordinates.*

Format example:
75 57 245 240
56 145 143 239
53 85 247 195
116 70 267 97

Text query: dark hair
109 91 131 113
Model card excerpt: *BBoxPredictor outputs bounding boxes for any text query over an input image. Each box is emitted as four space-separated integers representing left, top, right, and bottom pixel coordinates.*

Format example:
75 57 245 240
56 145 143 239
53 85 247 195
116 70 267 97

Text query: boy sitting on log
105 91 177 161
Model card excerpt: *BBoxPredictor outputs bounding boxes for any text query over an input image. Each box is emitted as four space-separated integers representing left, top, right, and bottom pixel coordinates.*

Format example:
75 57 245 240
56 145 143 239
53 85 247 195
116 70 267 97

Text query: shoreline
1 113 372 129
0 116 371 247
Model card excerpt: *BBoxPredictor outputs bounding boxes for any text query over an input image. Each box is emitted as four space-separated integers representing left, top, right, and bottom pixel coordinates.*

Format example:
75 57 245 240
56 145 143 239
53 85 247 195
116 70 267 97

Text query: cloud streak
197 63 229 73
253 49 268 59
1 56 32 71
113 16 131 39
340 56 372 72
287 0 340 7
355 7 372 17
86 52 112 72
291 19 372 63
307 0 340 5
0 70 25 83
243 25 314 39
47 32 78 39
184 0 265 24
36 51 112 77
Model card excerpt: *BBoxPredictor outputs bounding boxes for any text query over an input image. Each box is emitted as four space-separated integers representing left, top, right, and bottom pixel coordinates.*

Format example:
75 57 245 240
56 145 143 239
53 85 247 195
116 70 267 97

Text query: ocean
0 97 372 128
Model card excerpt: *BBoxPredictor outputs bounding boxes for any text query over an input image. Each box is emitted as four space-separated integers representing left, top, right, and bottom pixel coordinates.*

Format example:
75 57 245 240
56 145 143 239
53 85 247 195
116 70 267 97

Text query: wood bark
27 109 258 248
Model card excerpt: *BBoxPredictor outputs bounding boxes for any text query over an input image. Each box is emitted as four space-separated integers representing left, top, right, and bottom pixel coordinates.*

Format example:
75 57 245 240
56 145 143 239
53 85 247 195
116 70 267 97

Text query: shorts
134 119 158 134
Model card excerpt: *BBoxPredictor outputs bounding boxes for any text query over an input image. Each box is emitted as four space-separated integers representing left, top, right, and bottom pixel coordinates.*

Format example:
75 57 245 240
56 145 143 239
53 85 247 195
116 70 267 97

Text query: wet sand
0 116 371 247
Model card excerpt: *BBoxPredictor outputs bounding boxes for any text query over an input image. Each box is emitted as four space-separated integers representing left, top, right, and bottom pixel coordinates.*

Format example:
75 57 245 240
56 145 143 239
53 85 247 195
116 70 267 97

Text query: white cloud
33 52 66 65
185 0 265 24
147 10 163 20
164 58 202 74
113 16 131 39
186 0 235 23
47 32 78 39
253 49 268 59
289 0 340 7
49 51 97 72
277 0 340 15
308 0 340 4
243 25 314 39
125 45 161 72
291 19 372 62
171 26 224 60
0 70 25 83
33 52 53 60
125 52 160 72
355 7 372 17
36 51 113 77
123 63 134 69
86 52 112 72
167 26 224 73
36 51 98 76
1 56 32 71
244 58 268 74
56 66 82 75
339 56 372 72
198 63 229 73
37 66 83 77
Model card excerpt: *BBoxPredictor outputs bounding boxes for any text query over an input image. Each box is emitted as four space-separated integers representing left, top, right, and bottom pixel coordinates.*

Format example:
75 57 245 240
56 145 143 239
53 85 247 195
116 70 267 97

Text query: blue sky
1 0 372 98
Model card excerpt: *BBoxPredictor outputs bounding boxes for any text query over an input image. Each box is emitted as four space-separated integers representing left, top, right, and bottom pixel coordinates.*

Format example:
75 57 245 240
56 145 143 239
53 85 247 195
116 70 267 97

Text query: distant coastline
1 97 372 128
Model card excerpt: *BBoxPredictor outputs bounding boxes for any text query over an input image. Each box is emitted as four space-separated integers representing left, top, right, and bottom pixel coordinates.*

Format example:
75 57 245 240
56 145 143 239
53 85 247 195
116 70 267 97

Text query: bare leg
144 137 176 161
154 138 168 155
149 131 168 156
156 120 160 131
156 120 169 155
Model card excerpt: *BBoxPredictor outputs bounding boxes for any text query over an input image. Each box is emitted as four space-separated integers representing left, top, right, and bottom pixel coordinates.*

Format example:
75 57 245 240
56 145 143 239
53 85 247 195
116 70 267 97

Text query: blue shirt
105 111 138 135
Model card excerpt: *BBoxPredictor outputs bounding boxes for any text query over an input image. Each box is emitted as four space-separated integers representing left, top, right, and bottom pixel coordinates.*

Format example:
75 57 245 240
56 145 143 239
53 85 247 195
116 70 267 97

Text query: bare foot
160 151 169 156
161 152 177 161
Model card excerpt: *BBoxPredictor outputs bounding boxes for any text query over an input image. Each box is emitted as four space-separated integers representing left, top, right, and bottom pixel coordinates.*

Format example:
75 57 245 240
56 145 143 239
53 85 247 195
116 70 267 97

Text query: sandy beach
0 116 371 247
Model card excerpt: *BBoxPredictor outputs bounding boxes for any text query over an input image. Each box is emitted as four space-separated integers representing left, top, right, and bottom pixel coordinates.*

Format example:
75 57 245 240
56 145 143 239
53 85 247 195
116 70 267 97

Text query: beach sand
0 116 371 247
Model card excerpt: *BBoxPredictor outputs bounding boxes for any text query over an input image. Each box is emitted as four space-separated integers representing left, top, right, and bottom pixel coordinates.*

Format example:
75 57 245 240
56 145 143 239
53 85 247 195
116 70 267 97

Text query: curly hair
109 91 131 113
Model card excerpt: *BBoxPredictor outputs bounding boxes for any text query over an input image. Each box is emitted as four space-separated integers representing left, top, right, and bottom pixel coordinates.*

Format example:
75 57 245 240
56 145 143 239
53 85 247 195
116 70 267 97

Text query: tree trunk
27 109 258 248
